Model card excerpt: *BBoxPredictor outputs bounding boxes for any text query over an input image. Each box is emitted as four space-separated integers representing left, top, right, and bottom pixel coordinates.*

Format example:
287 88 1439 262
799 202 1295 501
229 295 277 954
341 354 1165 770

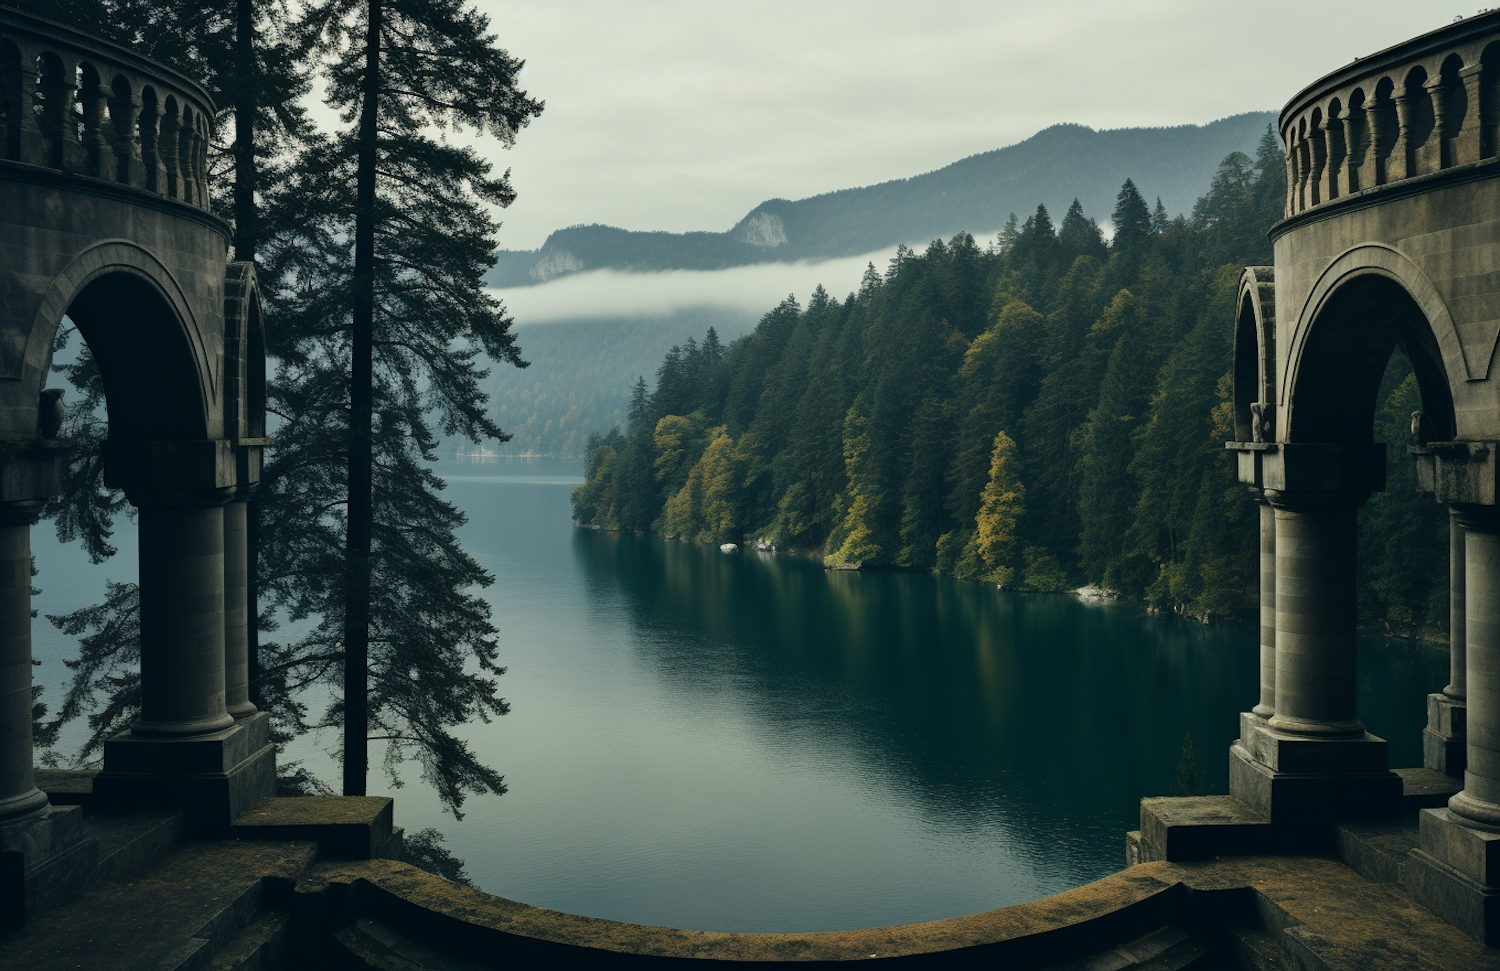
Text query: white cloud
495 248 907 324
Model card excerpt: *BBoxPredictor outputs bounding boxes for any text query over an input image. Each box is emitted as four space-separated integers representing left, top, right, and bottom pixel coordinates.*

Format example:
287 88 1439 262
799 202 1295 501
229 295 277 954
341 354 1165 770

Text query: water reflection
572 532 1257 888
571 528 1446 894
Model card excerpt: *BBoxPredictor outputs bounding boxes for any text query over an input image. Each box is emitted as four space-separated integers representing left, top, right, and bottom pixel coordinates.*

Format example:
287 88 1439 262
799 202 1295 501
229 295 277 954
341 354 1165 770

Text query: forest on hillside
489 114 1273 286
572 129 1450 631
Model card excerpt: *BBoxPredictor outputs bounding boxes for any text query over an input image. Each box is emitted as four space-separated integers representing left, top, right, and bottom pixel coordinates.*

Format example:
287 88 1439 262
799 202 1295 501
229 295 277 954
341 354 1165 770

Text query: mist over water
493 247 907 324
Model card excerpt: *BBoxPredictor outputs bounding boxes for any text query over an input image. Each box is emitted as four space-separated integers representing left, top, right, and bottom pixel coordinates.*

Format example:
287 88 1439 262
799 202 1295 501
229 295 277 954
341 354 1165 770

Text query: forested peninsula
573 130 1448 632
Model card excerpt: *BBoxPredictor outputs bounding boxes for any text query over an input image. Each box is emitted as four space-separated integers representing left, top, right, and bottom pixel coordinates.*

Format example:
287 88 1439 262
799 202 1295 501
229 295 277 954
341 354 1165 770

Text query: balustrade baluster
80 67 114 179
158 101 181 200
1393 93 1415 180
108 79 142 188
1341 102 1364 193
1309 121 1327 206
1427 75 1452 170
137 93 163 194
1296 132 1312 212
1458 63 1483 163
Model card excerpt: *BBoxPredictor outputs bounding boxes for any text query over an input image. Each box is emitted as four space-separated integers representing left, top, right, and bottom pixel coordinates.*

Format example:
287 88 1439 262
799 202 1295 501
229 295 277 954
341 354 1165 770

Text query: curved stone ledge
1278 10 1500 220
305 859 1195 965
297 853 1498 967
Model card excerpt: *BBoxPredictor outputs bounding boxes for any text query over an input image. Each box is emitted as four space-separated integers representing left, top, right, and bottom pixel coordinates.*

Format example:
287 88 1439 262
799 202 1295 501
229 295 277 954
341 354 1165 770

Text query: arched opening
1232 292 1259 441
61 270 207 442
1286 272 1455 638
1286 273 1455 445
245 289 265 439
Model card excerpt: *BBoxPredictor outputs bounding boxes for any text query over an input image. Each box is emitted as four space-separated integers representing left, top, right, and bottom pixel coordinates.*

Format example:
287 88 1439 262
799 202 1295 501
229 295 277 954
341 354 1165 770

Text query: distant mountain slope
459 308 760 460
490 112 1276 287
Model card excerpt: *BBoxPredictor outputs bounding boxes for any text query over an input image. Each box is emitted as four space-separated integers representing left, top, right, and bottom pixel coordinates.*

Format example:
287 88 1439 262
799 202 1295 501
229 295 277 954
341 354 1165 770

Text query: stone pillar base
1424 693 1467 778
1406 808 1500 945
0 803 96 926
93 712 275 833
1230 718 1401 822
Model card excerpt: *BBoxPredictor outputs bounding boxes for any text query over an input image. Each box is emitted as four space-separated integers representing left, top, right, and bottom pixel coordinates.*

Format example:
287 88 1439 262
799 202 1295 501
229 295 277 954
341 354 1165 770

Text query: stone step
1234 856 1494 970
1046 924 1227 969
35 767 101 806
1137 796 1297 862
1394 766 1463 810
0 838 317 971
332 918 476 970
1138 768 1463 866
1334 817 1419 886
89 808 189 888
1226 927 1293 971
203 908 293 971
231 796 397 860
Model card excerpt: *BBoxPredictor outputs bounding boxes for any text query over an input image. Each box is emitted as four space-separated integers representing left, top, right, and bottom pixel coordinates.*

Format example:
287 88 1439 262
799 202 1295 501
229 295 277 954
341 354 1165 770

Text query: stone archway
1282 245 1463 446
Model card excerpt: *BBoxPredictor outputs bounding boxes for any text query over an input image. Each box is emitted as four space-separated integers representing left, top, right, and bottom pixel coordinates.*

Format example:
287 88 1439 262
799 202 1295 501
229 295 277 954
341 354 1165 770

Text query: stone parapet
1279 10 1500 220
0 8 215 210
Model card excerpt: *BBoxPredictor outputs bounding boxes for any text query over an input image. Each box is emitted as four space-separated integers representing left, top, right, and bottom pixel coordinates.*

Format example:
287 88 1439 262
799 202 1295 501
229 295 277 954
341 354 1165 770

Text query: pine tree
1111 178 1153 252
263 0 542 805
1151 198 1171 236
1058 199 1107 264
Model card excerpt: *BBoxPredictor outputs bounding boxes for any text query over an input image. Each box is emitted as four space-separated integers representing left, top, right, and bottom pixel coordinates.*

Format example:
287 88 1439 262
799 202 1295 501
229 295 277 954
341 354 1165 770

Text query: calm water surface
29 464 1448 933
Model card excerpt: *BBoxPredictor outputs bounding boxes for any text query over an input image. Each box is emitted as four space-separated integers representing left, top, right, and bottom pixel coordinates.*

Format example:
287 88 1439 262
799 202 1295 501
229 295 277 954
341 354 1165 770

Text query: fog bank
493 247 909 325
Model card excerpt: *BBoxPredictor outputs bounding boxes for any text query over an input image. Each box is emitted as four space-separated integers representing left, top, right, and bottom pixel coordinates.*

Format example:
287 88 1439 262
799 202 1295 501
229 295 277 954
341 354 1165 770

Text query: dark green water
28 465 1450 933
382 468 1448 932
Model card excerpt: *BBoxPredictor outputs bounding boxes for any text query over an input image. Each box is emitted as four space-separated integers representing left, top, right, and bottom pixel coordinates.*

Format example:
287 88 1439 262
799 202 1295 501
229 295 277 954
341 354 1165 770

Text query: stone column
1411 507 1500 945
1228 442 1398 823
94 441 275 830
223 486 256 719
0 501 46 821
1451 510 1500 826
1268 491 1365 736
130 489 234 737
1253 494 1276 719
1425 509 1469 777
1450 508 1468 700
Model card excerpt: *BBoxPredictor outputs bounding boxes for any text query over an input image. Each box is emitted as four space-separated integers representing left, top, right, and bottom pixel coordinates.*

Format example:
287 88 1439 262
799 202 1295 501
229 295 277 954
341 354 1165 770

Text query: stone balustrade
1280 11 1500 218
0 7 213 211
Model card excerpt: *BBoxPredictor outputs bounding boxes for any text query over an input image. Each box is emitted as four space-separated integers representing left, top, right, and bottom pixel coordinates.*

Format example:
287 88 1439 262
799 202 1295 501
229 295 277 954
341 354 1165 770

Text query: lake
29 463 1449 933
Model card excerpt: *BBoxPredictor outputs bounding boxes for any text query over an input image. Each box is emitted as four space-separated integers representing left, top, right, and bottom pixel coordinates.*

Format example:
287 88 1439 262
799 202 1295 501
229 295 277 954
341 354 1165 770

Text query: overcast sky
476 2 1469 254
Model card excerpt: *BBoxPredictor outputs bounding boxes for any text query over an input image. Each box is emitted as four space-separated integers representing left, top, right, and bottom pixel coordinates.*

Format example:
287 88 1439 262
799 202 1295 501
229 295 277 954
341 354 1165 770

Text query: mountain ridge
489 112 1277 288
